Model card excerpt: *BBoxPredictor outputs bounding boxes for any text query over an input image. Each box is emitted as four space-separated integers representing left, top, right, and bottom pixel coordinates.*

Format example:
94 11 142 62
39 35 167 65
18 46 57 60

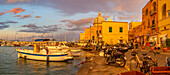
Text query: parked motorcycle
104 46 128 67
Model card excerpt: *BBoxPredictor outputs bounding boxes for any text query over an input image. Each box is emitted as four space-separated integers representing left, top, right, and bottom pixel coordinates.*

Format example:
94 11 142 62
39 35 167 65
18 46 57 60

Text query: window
146 9 148 16
162 4 166 19
168 10 170 17
152 17 155 26
153 2 156 11
120 27 123 32
92 36 94 40
109 27 112 32
148 19 150 27
164 27 166 30
99 30 101 33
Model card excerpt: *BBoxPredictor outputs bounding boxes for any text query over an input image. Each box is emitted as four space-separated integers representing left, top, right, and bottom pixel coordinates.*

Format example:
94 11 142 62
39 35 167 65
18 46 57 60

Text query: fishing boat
15 44 73 61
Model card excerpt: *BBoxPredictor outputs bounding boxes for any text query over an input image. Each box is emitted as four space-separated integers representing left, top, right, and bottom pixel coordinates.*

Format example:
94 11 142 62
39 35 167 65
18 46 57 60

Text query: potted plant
163 46 167 53
162 43 167 53
142 45 145 50
150 46 155 51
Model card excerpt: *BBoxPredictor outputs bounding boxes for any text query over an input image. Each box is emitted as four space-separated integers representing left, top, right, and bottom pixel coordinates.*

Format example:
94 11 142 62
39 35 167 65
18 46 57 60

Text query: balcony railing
150 24 156 29
150 9 157 16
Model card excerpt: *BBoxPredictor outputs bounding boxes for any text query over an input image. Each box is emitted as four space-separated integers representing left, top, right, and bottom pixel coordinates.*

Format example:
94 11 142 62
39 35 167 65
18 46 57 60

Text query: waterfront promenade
77 46 170 75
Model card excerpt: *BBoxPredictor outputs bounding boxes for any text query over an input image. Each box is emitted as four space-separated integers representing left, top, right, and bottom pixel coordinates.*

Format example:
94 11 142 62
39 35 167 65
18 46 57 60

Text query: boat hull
17 51 73 61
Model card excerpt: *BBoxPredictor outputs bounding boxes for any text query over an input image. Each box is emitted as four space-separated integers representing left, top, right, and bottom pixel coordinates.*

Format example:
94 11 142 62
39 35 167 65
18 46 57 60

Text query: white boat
15 44 73 61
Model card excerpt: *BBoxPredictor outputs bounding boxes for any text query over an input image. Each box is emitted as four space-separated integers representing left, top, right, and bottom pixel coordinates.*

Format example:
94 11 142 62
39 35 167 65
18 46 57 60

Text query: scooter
165 57 170 66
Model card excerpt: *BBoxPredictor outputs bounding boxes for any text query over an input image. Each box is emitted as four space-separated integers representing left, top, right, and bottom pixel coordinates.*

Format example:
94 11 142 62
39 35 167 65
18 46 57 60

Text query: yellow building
128 21 142 42
102 21 128 44
79 32 85 42
129 21 142 29
158 0 170 46
80 12 128 44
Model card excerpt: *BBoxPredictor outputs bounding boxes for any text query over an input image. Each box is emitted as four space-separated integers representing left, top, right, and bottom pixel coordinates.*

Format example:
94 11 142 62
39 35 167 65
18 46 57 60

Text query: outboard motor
165 57 170 66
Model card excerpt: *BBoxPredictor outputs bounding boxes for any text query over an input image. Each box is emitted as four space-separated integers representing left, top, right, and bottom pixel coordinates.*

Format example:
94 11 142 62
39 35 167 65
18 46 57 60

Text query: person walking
135 42 138 50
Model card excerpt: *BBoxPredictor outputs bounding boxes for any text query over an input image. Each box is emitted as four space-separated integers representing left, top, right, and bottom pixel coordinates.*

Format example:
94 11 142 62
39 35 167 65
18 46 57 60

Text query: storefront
159 34 167 47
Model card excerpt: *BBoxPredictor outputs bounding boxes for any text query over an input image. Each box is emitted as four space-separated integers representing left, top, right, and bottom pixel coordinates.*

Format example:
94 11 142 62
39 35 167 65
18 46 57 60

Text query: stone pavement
77 53 129 75
77 46 170 75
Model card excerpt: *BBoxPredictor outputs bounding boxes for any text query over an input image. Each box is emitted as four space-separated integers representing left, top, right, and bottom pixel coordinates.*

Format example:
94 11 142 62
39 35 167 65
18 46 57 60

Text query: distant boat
13 41 20 47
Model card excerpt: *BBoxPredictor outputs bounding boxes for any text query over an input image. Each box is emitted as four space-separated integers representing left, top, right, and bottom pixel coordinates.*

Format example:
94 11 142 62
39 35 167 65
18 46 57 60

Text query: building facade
128 21 142 42
158 0 170 47
141 0 159 44
80 12 128 44
102 21 128 44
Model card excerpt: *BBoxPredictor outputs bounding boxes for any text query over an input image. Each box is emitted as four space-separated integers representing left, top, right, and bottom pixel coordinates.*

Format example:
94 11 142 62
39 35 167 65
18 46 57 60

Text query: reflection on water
0 47 85 75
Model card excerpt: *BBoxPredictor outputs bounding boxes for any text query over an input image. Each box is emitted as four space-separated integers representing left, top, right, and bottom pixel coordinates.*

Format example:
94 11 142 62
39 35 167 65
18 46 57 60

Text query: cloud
6 0 31 3
8 7 25 14
1 0 149 16
14 14 32 19
60 17 94 28
19 24 61 33
0 21 18 30
0 25 9 30
0 7 25 16
35 16 41 18
21 24 38 29
117 15 142 20
65 24 89 31
20 14 31 19
14 15 21 17
65 28 83 31
0 21 18 25
0 12 6 16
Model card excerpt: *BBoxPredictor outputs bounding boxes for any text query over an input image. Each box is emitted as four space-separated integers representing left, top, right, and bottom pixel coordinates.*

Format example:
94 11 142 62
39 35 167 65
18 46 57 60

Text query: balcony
150 9 157 16
150 24 156 29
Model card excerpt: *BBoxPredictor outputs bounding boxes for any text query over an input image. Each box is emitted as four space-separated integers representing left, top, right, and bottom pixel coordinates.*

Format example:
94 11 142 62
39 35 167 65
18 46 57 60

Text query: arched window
162 4 166 19
153 2 156 11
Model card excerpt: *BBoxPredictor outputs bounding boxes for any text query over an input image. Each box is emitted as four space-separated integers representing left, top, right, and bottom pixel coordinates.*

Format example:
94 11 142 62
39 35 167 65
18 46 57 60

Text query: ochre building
158 0 170 46
142 0 159 44
80 12 128 44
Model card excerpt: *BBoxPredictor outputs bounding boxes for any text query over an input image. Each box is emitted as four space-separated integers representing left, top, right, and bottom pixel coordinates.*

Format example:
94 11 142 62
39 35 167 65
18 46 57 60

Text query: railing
150 24 156 29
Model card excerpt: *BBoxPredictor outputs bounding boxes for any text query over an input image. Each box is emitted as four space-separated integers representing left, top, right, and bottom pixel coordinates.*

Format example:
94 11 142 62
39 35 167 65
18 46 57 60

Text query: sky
0 0 149 41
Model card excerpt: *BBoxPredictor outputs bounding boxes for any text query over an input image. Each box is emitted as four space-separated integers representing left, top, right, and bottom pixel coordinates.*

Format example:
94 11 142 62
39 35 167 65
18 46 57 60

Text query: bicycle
130 49 141 70
130 49 160 73
139 51 159 73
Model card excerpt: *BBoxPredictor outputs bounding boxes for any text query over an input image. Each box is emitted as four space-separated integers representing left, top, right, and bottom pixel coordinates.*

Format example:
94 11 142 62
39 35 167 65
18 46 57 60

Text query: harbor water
0 47 85 75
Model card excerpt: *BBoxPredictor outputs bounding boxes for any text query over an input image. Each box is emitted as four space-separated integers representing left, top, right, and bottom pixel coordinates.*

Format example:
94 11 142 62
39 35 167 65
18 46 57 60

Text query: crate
150 66 170 75
118 71 145 75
